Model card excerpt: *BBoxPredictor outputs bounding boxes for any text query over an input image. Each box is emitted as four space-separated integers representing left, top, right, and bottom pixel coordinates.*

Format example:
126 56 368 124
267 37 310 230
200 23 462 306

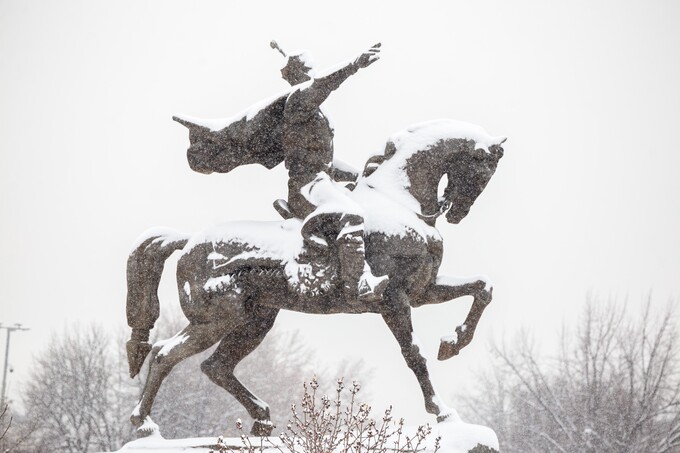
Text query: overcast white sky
1 0 679 428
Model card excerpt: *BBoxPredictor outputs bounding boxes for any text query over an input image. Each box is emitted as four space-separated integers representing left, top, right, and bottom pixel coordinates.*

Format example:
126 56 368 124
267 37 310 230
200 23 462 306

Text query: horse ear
384 141 397 158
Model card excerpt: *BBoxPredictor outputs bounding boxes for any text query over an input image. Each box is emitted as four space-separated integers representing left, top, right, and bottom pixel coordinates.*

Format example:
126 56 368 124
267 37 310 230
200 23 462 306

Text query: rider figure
271 42 387 302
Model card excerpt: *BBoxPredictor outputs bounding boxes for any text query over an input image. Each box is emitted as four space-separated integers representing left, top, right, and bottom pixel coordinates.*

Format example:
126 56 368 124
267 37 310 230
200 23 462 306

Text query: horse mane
361 137 456 179
361 119 506 178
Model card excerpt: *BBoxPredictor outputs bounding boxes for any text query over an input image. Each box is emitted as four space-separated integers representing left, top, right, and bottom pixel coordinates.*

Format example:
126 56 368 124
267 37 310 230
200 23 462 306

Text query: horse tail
125 228 189 378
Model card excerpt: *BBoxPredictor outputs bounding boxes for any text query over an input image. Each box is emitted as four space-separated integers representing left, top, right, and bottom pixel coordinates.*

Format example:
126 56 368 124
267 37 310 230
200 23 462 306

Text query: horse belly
175 241 286 323
366 231 442 295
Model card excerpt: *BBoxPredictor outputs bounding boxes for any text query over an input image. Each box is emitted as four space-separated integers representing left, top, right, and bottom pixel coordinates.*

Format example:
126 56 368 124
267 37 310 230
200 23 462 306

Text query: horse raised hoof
127 339 152 378
438 340 460 360
251 419 273 437
437 325 472 360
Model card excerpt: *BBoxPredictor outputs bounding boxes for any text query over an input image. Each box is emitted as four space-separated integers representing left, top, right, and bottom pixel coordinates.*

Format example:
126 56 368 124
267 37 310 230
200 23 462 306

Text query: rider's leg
336 213 388 302
300 173 387 301
301 211 386 302
336 213 366 300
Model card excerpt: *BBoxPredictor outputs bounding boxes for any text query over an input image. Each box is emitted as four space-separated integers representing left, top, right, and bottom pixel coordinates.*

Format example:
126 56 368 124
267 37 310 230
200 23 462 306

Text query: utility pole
0 323 29 408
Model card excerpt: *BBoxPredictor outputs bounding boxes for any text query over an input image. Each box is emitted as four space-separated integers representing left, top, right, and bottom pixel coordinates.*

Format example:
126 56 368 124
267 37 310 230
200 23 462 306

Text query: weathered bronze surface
125 43 505 444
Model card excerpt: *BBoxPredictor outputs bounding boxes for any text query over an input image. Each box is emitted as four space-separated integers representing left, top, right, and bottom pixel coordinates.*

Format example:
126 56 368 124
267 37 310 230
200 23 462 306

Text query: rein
417 198 452 221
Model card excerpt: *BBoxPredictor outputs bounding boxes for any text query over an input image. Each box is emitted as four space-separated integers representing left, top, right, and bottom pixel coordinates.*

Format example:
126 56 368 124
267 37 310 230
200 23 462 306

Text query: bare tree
462 298 680 453
13 317 372 451
0 404 11 446
19 326 134 452
0 408 40 453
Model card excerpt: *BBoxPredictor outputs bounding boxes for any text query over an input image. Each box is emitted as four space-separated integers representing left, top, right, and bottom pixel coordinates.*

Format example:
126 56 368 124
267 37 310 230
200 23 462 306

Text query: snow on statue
124 42 505 452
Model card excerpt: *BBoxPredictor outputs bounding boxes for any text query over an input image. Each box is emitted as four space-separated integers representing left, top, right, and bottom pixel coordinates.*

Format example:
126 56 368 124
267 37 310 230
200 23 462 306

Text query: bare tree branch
462 297 680 453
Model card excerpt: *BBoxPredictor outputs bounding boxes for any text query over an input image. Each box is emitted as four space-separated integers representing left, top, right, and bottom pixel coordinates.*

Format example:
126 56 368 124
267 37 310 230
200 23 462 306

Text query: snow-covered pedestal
109 420 498 453
436 420 499 453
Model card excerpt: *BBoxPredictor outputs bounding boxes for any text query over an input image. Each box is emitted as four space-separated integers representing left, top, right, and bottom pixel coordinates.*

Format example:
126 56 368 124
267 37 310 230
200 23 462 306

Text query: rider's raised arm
286 44 380 122
314 43 380 104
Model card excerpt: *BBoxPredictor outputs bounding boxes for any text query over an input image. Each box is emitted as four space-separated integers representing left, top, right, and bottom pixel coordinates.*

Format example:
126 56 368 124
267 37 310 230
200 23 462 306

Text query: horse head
363 120 505 226
442 140 505 224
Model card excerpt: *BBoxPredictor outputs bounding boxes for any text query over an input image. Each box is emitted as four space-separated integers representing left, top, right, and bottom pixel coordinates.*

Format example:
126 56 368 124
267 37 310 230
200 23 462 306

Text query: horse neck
404 149 451 217
362 147 450 217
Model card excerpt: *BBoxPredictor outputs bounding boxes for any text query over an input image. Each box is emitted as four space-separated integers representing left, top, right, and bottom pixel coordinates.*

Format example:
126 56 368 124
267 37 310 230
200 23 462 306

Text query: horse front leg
381 289 458 422
412 275 493 360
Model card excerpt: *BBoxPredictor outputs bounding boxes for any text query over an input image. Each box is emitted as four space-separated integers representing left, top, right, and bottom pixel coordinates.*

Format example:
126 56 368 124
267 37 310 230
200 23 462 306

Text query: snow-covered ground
109 420 498 453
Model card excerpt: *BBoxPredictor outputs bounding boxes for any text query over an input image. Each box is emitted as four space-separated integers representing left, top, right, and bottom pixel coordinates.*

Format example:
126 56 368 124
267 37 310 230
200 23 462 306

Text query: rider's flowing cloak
173 91 292 173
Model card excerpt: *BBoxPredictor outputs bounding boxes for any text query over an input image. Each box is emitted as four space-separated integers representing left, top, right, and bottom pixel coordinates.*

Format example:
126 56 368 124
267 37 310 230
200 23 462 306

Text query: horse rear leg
131 321 228 436
200 307 279 436
382 288 459 423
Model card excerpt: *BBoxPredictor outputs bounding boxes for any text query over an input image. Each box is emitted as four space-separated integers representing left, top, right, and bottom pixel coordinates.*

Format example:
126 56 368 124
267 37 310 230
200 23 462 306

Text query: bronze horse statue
125 119 504 436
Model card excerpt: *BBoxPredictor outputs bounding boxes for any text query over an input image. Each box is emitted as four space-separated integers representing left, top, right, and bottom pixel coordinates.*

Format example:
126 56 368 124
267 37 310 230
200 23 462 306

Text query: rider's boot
337 224 388 304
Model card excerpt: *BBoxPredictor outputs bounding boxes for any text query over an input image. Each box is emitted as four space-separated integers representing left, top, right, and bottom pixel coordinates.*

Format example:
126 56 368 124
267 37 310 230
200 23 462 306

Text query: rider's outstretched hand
354 43 381 69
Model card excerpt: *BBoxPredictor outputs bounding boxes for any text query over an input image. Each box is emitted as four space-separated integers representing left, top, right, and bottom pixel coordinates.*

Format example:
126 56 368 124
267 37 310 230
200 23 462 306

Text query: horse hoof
135 416 160 438
127 339 152 378
251 419 273 437
437 412 452 423
130 410 143 428
438 339 460 360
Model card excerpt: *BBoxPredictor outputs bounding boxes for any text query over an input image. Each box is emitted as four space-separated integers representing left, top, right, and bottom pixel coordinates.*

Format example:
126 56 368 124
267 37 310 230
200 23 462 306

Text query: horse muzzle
445 205 470 224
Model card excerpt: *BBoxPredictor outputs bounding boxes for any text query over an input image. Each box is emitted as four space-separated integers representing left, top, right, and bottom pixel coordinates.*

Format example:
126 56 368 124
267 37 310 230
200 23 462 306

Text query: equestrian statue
125 42 506 438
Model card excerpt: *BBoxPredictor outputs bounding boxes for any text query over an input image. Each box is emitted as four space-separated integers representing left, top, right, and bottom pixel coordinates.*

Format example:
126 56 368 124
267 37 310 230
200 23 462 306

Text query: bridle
417 198 453 221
